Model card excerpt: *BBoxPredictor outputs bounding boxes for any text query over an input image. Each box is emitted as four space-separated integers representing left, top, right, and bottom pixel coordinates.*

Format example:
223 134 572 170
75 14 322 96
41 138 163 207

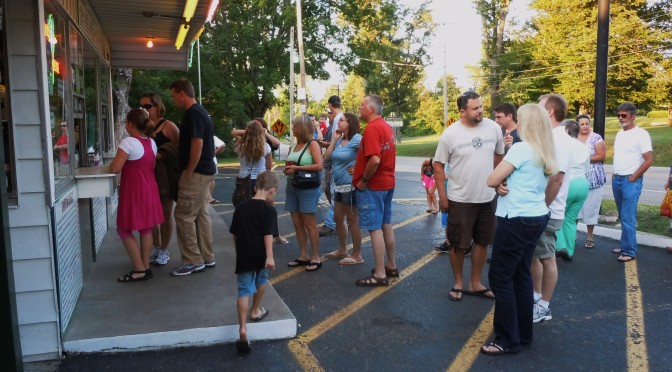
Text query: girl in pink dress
110 108 164 282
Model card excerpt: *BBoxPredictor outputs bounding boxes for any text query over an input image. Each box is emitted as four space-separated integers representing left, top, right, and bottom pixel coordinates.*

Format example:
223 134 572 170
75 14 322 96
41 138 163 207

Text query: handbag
660 189 672 217
232 166 253 208
292 140 321 189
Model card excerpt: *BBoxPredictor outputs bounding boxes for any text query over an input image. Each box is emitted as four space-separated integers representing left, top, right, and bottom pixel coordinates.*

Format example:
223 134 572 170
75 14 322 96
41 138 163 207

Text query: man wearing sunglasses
611 102 653 263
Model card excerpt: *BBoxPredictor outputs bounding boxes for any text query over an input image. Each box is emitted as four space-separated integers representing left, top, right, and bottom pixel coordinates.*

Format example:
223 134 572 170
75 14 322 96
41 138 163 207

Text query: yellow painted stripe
289 251 438 370
446 306 494 372
624 261 649 371
270 213 431 286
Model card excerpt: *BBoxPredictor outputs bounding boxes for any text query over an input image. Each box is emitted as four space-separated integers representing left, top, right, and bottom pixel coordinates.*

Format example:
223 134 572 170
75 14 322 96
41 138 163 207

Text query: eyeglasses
140 104 156 110
617 114 629 119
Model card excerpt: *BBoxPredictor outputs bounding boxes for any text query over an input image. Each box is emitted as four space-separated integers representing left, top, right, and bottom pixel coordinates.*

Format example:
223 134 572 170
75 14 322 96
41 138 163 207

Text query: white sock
538 299 550 309
533 292 542 301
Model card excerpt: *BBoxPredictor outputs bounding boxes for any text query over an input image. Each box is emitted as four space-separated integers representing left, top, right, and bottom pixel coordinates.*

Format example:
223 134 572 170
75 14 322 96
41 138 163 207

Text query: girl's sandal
118 270 149 282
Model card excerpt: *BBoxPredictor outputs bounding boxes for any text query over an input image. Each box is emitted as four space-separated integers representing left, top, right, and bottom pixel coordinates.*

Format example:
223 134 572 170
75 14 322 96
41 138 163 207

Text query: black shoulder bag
292 140 321 189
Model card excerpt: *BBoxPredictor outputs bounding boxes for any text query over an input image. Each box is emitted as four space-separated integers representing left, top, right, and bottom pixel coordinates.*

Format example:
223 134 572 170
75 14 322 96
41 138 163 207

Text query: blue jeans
488 213 549 350
323 167 336 229
612 175 643 257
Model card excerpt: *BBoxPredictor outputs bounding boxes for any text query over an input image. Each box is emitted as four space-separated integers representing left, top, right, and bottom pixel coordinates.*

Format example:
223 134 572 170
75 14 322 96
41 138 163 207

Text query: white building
0 0 219 365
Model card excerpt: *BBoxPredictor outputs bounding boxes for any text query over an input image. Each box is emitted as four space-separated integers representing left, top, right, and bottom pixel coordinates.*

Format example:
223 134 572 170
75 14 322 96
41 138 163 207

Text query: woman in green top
284 116 324 272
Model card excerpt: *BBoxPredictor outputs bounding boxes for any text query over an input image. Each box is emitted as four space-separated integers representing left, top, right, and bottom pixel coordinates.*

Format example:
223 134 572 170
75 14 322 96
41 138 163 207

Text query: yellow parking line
624 261 649 371
446 306 494 372
289 251 438 370
270 213 432 286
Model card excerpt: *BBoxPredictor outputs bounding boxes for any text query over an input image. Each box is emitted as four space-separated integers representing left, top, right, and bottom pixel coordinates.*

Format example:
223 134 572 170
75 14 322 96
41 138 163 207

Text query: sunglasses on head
140 104 155 110
617 113 629 118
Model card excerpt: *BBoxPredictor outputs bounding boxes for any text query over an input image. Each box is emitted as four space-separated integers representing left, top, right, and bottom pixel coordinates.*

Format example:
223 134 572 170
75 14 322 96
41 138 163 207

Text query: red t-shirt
353 116 396 190
319 122 327 136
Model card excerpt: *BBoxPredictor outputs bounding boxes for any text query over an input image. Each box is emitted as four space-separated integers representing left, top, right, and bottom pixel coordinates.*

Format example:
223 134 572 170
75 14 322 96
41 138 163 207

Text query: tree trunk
111 68 133 145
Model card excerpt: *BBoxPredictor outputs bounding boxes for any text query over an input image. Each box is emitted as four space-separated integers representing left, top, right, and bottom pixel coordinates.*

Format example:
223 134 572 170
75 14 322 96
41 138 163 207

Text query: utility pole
296 0 307 115
593 0 610 139
289 26 295 154
443 45 448 123
197 38 202 104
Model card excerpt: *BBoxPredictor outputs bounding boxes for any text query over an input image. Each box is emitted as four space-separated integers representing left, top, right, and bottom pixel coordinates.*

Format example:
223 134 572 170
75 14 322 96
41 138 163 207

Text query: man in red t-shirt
353 94 397 287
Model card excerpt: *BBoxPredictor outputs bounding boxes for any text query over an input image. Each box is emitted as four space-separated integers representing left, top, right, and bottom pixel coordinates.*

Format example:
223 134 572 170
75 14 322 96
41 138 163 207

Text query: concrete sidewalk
61 205 296 353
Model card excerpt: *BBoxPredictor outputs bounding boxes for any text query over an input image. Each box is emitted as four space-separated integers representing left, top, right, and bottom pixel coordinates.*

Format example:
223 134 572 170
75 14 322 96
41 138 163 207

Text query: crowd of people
110 77 657 355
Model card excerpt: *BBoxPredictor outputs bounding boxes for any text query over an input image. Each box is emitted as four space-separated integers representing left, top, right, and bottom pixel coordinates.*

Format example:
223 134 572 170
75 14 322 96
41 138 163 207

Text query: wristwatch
362 177 369 183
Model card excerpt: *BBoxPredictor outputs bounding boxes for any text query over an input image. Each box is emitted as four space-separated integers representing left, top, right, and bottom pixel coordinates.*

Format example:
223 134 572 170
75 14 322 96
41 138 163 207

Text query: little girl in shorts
110 108 164 282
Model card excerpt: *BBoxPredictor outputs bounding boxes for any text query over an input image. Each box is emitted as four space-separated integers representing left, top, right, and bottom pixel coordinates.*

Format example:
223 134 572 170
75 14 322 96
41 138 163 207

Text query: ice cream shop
0 0 218 365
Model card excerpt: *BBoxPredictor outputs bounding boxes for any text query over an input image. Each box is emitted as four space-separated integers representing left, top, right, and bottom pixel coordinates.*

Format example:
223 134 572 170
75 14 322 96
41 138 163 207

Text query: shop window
45 6 70 181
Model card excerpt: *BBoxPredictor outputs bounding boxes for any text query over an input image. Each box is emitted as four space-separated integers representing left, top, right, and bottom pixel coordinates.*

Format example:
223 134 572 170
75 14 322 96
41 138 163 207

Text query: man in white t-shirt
433 91 504 302
611 102 653 262
524 93 573 323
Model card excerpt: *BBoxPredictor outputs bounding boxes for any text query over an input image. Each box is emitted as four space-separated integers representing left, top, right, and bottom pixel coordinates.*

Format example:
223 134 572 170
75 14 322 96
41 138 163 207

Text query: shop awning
87 0 218 70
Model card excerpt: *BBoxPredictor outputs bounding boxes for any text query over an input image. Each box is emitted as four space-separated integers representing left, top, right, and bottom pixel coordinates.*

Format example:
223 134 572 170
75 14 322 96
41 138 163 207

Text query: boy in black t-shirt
229 171 279 354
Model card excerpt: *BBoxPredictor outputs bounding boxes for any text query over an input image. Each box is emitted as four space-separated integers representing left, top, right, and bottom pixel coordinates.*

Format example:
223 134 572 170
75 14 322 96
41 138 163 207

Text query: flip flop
288 259 310 267
339 256 364 265
611 248 622 254
324 251 348 260
463 288 495 299
480 342 519 355
355 275 389 287
236 339 252 354
250 307 269 322
584 239 594 248
617 255 636 263
306 262 322 272
449 288 463 301
274 236 289 244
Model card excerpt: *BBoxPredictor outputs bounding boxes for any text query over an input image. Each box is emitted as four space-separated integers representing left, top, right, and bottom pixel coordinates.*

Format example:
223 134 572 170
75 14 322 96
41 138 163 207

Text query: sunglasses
617 113 629 119
140 104 156 110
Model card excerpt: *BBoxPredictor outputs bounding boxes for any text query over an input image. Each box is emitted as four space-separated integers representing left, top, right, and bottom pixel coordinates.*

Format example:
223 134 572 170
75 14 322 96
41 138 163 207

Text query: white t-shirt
568 137 590 180
118 136 157 160
548 126 573 219
213 136 225 175
433 118 504 203
613 126 652 176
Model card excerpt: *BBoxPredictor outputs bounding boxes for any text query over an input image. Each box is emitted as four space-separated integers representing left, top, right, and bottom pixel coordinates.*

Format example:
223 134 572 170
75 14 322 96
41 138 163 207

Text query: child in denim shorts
229 171 279 354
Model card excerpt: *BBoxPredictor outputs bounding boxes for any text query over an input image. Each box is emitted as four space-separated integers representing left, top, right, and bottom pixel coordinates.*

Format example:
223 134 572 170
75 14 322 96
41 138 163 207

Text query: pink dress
116 136 164 231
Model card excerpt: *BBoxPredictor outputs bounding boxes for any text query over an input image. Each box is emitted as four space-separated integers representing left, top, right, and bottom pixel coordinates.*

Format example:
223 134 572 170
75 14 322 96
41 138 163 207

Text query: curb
577 222 670 249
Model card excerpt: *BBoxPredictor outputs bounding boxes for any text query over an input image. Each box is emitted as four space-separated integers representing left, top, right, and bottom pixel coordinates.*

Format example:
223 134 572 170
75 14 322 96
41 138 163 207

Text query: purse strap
296 139 314 166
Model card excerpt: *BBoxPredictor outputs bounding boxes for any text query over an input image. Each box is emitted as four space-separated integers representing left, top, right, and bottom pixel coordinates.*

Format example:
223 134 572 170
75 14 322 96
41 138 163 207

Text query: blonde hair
292 115 313 143
516 104 558 176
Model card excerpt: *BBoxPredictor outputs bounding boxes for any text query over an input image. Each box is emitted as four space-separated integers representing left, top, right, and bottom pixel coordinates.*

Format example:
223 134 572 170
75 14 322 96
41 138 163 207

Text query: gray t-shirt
433 118 504 203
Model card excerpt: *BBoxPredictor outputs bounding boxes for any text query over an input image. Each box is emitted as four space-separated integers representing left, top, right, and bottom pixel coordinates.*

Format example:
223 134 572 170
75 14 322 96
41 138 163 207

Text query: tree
474 0 512 110
340 0 435 127
340 72 366 116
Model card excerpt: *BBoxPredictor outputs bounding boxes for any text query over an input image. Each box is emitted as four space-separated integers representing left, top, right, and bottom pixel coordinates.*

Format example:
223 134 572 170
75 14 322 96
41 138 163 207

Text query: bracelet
362 177 369 183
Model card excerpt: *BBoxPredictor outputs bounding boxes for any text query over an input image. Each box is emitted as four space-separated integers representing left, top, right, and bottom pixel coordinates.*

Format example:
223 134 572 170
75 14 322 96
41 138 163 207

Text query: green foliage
601 200 672 237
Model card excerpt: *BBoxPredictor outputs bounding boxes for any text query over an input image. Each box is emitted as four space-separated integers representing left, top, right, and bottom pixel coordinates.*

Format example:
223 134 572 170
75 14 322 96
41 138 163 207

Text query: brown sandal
370 266 400 278
355 275 389 287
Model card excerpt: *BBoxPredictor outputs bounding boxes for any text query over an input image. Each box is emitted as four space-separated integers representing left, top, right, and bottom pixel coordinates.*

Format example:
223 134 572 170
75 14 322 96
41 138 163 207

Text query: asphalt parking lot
56 166 672 372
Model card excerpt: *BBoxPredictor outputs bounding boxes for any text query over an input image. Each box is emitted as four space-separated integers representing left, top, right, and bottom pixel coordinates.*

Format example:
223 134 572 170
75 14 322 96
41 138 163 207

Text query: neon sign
46 14 58 84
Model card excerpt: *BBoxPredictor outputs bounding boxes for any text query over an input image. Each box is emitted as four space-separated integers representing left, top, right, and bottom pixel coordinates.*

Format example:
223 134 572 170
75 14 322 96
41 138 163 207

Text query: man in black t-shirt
169 78 217 276
229 171 279 353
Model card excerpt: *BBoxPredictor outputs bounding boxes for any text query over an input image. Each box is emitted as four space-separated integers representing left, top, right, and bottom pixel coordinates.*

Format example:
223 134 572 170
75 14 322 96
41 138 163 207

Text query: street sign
271 119 287 135
386 116 403 127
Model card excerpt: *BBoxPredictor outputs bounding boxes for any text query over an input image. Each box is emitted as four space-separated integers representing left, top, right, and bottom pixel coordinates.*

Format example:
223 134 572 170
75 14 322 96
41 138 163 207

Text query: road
56 165 672 371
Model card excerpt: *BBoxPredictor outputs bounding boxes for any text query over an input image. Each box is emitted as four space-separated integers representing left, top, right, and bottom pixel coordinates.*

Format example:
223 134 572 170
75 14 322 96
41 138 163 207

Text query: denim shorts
237 269 269 298
285 181 321 214
357 188 394 230
334 190 357 206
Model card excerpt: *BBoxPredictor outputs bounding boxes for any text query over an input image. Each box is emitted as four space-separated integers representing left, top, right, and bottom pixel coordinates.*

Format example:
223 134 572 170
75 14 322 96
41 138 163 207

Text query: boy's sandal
584 239 594 248
250 307 269 322
117 270 149 282
355 275 389 287
288 259 311 267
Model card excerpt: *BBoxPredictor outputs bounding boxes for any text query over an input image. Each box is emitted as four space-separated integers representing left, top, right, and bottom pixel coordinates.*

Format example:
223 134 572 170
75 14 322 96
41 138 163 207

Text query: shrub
647 110 668 118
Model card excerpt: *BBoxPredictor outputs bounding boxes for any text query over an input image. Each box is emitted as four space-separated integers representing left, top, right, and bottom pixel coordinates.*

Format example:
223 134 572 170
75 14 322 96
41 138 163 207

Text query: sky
307 0 534 98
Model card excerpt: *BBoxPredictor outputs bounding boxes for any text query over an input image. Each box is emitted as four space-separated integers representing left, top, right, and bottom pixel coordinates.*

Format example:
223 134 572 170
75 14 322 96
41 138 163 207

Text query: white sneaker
149 247 160 263
533 304 552 323
155 249 170 266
